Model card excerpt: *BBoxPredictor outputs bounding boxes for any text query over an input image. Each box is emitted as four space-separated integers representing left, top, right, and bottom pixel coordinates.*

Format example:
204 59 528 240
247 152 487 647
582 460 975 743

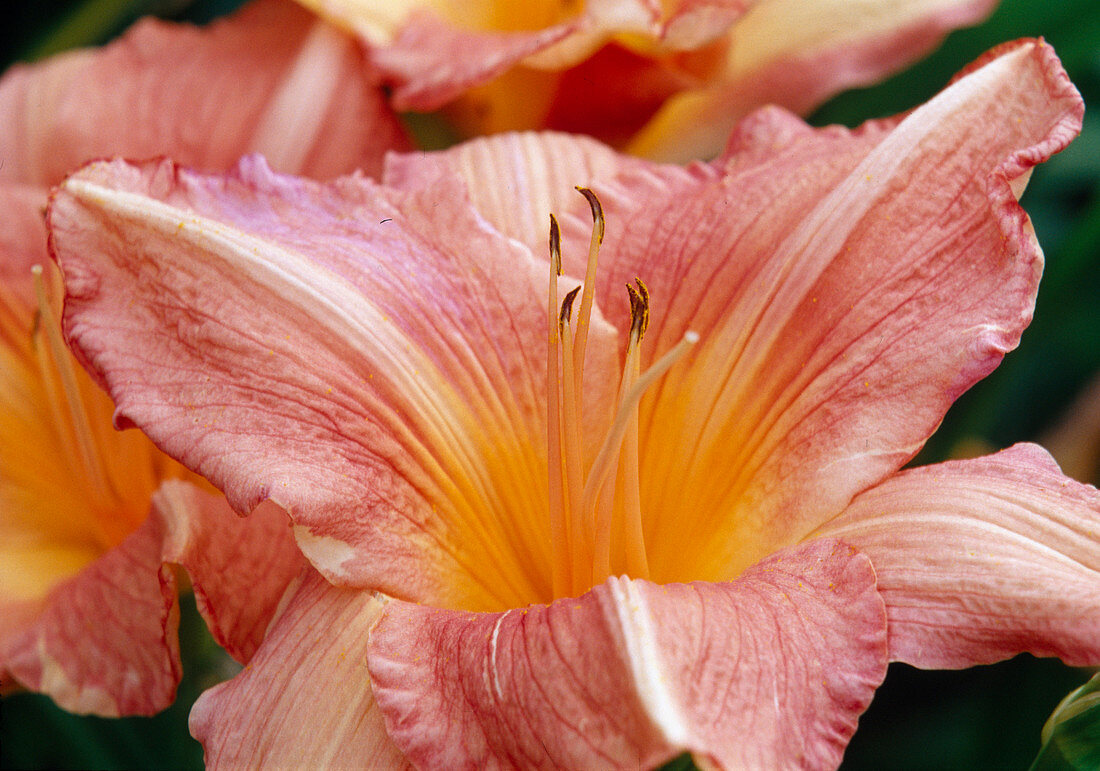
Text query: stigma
546 188 696 599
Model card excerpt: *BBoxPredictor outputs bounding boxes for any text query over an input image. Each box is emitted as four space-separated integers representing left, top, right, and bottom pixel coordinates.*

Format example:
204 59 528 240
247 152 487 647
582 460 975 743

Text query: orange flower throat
546 188 696 599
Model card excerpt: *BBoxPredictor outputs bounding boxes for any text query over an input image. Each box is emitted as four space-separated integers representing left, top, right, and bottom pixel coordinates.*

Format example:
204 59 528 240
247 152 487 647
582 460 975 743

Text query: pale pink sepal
368 539 886 770
152 481 305 664
190 570 410 770
816 444 1100 669
0 0 408 185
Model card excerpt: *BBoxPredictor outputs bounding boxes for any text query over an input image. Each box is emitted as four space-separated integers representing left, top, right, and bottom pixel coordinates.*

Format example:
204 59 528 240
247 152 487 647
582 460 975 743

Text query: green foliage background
1 0 1097 768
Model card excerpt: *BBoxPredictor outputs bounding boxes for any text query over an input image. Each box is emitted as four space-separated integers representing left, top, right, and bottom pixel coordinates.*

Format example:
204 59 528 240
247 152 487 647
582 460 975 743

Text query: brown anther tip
560 286 581 329
575 187 605 244
548 214 562 275
625 282 649 340
629 278 650 338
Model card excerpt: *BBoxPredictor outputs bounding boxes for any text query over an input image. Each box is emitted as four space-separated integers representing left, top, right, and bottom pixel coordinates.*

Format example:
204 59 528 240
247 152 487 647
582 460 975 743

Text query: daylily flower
294 0 999 161
47 39 1099 767
0 0 409 715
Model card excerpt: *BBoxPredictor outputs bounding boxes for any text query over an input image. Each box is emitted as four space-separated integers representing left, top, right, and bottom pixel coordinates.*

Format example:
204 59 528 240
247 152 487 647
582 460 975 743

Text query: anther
626 278 650 341
548 214 563 276
560 286 581 332
575 187 605 245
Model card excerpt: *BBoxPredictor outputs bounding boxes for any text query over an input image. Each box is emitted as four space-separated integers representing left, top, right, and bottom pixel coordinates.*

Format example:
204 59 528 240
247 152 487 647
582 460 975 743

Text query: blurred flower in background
294 0 999 161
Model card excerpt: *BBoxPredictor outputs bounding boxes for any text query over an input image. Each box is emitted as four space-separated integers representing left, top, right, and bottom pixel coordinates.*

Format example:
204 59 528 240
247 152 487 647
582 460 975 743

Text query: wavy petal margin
382 130 659 264
368 539 886 770
587 39 1083 584
816 444 1100 669
153 481 305 663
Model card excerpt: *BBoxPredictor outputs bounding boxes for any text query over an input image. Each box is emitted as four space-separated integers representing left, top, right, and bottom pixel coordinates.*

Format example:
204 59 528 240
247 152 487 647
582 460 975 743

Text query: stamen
546 216 569 597
559 286 580 332
31 264 116 504
588 282 647 582
570 187 604 393
545 193 694 598
557 286 588 589
618 278 650 580
625 278 650 341
584 329 697 584
617 339 648 579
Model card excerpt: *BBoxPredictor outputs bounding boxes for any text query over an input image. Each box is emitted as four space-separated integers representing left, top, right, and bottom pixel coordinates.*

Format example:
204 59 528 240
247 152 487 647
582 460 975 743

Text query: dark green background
1 0 1097 768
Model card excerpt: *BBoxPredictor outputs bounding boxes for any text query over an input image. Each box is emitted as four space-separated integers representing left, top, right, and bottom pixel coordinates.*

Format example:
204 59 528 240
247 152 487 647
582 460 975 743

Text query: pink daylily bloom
47 40 1098 766
0 0 410 715
294 0 998 160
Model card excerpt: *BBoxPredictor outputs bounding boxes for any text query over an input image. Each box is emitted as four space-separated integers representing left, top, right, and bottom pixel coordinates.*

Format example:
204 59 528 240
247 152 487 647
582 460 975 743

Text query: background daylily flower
46 38 1098 767
293 0 999 161
0 0 411 716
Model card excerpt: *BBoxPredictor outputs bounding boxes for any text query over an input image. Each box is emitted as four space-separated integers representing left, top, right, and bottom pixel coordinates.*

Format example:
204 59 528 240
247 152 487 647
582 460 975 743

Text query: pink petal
814 444 1100 669
0 512 180 716
0 0 408 185
49 155 616 611
368 539 886 769
371 11 578 112
152 481 305 663
190 569 409 769
581 39 1082 584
